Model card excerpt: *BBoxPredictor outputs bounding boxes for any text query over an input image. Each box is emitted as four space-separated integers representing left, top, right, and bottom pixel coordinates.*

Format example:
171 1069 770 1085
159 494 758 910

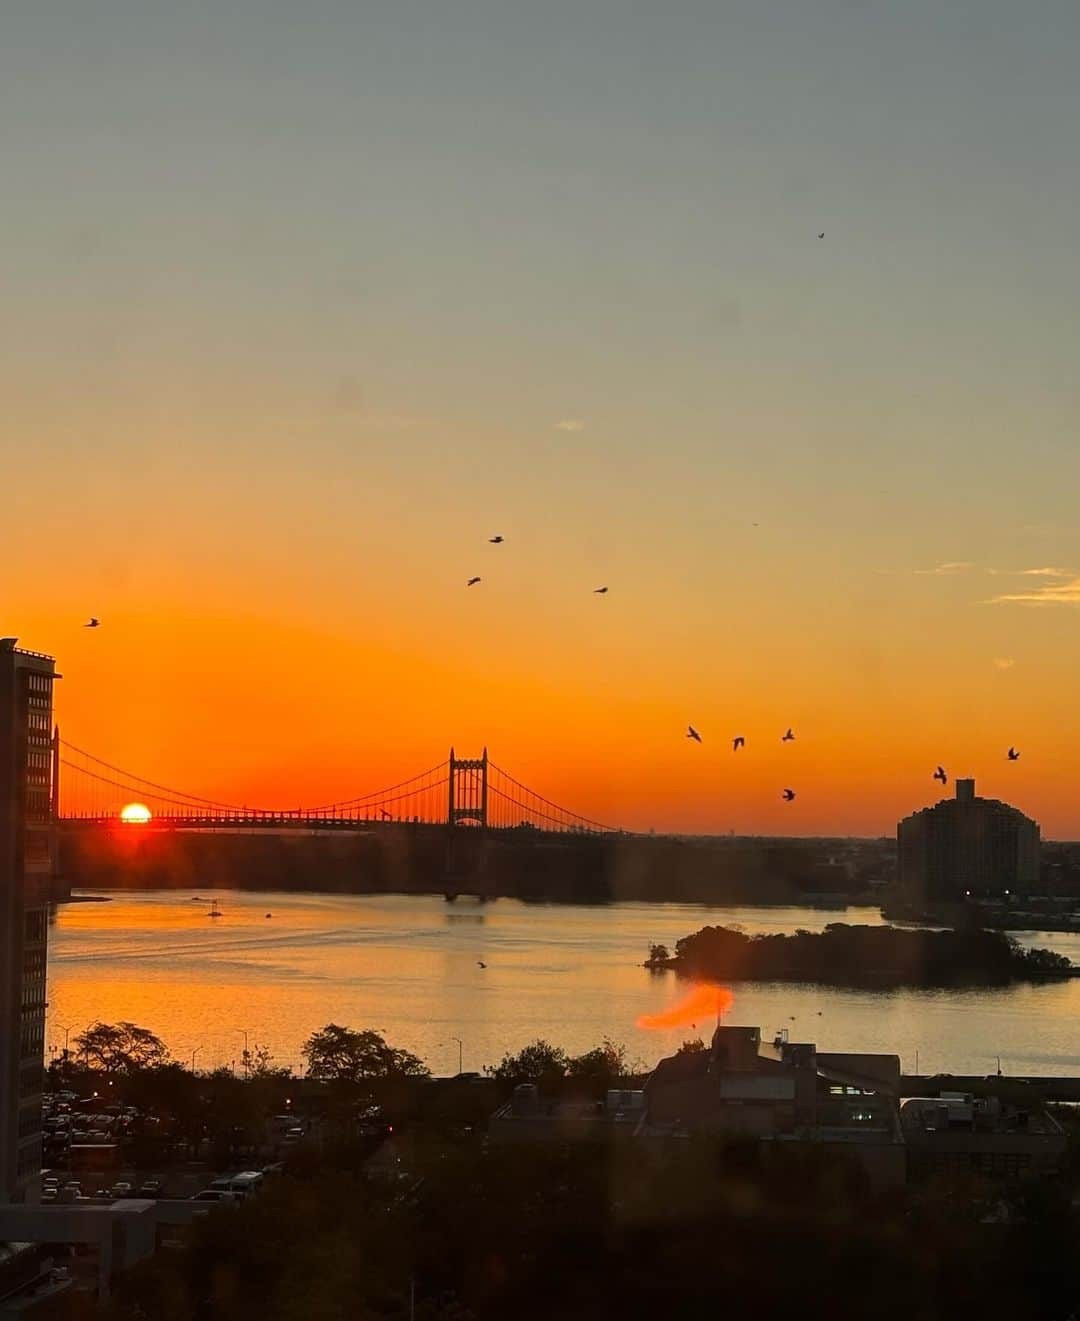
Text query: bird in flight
477 961 487 969
687 725 702 743
933 766 947 786
84 618 100 628
818 232 825 239
782 788 796 802
1007 747 1020 761
732 736 745 751
781 728 795 742
466 577 482 587
489 536 504 544
593 586 609 594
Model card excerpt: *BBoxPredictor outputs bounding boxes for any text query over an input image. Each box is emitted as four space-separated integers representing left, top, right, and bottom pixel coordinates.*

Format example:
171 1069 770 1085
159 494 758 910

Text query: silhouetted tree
566 1039 631 1098
74 1021 170 1075
488 1040 570 1097
676 1038 707 1055
301 1024 428 1084
661 923 1072 987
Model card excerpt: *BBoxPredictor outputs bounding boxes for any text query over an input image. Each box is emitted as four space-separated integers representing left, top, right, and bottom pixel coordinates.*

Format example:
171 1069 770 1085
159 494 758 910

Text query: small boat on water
207 900 223 919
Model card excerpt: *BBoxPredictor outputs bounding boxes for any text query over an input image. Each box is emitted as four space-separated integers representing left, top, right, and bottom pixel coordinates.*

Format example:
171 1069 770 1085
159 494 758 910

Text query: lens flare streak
636 983 734 1030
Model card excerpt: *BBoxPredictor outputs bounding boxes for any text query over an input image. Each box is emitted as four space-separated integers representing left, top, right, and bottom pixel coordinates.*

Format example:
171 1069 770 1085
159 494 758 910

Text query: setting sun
119 802 152 824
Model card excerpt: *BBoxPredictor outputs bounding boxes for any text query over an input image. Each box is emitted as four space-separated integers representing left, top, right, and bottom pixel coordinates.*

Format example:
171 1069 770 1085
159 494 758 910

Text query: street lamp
233 1029 251 1075
442 1038 463 1075
191 1047 201 1072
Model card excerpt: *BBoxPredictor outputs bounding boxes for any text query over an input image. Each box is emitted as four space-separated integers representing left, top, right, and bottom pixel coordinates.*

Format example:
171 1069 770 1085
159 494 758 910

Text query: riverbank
57 827 892 907
646 923 1074 988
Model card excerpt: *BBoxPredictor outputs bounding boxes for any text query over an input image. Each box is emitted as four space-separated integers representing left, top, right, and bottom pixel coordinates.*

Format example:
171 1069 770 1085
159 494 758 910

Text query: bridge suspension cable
60 740 248 811
57 739 621 833
302 759 450 813
487 760 617 833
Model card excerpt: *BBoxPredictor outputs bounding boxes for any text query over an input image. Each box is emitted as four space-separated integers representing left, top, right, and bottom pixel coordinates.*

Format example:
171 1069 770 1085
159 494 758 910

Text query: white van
209 1171 265 1199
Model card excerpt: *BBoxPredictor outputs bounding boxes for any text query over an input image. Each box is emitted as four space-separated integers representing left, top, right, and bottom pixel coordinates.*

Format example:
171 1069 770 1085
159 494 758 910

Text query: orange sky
8 559 1080 837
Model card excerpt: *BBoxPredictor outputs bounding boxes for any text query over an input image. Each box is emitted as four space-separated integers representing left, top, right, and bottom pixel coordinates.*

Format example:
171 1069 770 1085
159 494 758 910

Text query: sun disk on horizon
119 802 152 824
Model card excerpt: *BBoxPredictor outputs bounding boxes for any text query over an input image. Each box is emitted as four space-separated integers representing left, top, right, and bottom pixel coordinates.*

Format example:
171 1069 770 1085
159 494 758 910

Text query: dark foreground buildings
0 640 57 1201
897 778 1039 904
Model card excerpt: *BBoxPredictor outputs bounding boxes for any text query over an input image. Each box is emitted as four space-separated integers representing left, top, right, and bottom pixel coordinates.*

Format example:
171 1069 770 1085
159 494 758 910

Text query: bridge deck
58 815 612 836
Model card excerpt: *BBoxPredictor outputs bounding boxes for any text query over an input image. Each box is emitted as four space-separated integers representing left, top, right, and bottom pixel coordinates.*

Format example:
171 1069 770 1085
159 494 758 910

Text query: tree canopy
300 1024 428 1084
489 1038 637 1098
75 1021 170 1075
660 923 1073 988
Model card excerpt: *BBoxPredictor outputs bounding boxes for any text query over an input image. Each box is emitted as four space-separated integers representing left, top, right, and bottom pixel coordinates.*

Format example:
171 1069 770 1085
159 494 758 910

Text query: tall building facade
0 640 57 1202
897 778 1040 904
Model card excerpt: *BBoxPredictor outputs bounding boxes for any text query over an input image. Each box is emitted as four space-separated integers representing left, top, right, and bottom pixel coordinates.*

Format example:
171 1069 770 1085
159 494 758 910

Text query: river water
44 890 1080 1078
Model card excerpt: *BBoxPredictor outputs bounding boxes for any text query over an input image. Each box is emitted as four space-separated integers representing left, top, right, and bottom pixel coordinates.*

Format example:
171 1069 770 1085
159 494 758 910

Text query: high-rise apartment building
0 640 57 1202
897 778 1040 904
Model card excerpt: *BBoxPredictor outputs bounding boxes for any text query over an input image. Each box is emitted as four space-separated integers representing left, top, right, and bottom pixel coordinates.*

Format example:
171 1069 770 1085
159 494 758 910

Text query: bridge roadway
58 815 613 836
60 814 449 832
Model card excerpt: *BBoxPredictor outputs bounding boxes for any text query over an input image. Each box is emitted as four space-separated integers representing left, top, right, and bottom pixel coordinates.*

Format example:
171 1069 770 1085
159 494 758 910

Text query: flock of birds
464 535 608 595
80 514 1025 814
685 723 800 803
683 723 1023 807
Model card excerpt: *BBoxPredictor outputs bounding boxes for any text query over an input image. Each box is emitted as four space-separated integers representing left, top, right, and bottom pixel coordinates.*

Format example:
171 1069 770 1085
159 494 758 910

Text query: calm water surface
46 890 1080 1078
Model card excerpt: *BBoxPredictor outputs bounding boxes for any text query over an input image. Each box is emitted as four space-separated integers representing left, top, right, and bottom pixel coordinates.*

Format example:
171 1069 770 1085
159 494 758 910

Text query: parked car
138 1179 163 1198
191 1189 240 1203
111 1181 134 1198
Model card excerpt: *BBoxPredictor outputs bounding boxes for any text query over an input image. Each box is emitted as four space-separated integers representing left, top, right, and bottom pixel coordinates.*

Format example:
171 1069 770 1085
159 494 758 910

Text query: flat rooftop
901 1098 1063 1140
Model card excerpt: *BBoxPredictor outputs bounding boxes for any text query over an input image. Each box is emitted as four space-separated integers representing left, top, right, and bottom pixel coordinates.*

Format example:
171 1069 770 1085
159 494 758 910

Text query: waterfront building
901 1094 1065 1179
0 640 58 1201
897 778 1040 903
641 1025 906 1188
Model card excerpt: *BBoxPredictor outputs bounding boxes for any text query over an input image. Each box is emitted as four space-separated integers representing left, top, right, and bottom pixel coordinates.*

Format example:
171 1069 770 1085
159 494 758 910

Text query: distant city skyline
6 1 1080 834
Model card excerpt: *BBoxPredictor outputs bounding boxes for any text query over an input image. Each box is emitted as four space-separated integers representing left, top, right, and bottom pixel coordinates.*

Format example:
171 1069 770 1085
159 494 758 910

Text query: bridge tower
447 747 488 828
445 748 489 897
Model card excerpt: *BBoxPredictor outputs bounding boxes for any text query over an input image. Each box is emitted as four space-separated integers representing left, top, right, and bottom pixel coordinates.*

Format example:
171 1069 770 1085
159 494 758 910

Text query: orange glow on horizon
119 803 152 824
13 559 1080 837
636 984 734 1031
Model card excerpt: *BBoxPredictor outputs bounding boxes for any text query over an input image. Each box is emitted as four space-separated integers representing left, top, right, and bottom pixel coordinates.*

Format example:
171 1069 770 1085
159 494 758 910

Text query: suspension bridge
55 736 620 836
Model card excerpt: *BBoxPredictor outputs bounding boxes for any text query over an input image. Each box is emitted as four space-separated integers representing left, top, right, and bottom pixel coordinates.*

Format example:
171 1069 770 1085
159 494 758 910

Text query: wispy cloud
914 561 975 576
554 419 585 433
1017 566 1074 577
988 576 1080 606
992 657 1016 670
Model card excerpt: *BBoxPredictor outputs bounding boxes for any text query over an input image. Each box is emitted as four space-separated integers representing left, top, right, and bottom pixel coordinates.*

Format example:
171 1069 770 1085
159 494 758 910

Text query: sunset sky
5 0 1080 835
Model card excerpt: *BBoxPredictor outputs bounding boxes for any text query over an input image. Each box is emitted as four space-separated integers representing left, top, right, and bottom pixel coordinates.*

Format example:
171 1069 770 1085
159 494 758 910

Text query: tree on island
653 923 1074 988
300 1024 428 1084
74 1021 170 1075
